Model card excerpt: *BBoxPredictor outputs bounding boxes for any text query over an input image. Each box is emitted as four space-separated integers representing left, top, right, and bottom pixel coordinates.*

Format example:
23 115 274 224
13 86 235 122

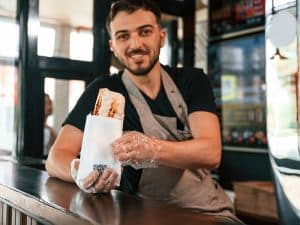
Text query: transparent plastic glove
111 131 161 169
71 159 118 193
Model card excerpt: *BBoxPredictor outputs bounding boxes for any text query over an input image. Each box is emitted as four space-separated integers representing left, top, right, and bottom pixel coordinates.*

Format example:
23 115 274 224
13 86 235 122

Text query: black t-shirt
64 65 216 194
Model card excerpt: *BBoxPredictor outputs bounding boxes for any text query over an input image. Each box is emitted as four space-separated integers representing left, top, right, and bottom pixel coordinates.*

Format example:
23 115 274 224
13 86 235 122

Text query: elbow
45 157 54 177
45 150 55 177
205 156 220 170
210 156 221 169
207 143 222 170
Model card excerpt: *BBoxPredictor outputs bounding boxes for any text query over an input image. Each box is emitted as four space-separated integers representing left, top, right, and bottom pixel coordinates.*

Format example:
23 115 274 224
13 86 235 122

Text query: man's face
109 9 165 76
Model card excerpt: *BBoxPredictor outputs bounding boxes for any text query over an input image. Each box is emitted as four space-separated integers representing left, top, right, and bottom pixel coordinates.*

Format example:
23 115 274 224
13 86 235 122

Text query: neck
125 63 162 99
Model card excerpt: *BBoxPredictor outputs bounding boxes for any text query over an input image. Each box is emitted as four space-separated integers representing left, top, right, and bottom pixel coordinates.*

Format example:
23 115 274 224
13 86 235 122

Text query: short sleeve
63 78 103 131
185 69 217 115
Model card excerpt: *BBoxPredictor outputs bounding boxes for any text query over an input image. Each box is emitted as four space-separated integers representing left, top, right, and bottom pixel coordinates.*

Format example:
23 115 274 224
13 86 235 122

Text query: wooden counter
0 161 239 225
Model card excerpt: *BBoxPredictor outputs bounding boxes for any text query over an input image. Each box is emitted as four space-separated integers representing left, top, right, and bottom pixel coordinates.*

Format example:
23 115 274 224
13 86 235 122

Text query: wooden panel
0 201 44 225
0 185 89 225
234 181 278 221
26 216 31 225
31 218 38 225
11 207 16 225
15 210 21 225
3 203 11 225
0 201 3 225
15 209 29 225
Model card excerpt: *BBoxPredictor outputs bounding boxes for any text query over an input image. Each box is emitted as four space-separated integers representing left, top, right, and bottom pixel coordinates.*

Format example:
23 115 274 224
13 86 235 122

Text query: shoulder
63 72 130 131
162 65 207 84
87 72 123 90
85 72 127 97
162 65 210 92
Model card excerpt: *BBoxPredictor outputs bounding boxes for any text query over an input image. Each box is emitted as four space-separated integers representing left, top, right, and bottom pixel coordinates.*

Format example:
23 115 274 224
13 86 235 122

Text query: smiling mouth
130 54 145 60
127 53 149 64
126 48 150 64
127 49 149 57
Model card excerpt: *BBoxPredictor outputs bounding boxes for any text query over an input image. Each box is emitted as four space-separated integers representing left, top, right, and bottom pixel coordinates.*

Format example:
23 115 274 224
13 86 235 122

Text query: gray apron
122 69 240 221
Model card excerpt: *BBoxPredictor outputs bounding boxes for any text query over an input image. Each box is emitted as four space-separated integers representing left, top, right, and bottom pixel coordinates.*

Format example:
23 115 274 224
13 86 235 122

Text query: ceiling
0 0 207 28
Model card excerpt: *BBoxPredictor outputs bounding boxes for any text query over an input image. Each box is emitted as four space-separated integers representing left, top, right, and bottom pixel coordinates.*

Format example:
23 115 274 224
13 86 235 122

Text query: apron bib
122 68 237 218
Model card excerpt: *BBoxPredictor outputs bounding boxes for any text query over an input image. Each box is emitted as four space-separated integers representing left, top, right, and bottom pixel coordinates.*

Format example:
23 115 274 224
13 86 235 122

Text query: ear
159 28 166 48
109 40 114 52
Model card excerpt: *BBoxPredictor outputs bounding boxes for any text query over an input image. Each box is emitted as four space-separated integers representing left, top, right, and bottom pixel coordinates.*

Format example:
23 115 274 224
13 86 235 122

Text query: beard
124 54 159 76
114 47 160 76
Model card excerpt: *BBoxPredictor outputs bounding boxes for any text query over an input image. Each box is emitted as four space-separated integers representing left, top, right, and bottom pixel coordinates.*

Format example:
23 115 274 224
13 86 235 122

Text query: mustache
127 48 149 56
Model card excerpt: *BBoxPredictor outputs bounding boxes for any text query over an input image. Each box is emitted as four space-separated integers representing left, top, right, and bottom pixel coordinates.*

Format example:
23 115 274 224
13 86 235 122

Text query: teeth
131 54 144 59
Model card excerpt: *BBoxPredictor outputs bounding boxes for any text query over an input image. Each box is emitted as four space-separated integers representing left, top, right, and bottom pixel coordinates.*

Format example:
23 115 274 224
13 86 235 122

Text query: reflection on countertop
0 161 241 225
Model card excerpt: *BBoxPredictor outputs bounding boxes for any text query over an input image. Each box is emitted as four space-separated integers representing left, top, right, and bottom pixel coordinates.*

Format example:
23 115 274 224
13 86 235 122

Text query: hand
70 159 118 193
111 131 161 168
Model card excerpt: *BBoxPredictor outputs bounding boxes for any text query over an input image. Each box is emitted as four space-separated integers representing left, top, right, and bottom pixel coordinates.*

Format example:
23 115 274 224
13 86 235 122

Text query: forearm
154 137 221 170
45 125 83 182
45 148 75 182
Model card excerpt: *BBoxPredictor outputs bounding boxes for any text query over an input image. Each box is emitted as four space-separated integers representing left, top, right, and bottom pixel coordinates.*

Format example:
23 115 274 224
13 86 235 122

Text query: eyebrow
114 24 154 37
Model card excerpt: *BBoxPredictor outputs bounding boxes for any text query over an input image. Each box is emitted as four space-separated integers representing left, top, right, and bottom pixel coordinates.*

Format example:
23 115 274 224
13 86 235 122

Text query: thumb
70 159 80 181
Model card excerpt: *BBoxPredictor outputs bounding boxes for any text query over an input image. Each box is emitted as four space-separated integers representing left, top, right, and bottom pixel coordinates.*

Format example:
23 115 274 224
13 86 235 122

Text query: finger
93 164 107 176
103 172 118 192
116 151 139 162
114 151 129 161
87 186 96 193
73 159 80 170
112 132 143 155
71 159 80 171
94 168 113 191
111 143 128 156
82 169 100 189
70 159 80 180
112 145 141 161
112 142 133 156
112 131 137 147
123 141 141 152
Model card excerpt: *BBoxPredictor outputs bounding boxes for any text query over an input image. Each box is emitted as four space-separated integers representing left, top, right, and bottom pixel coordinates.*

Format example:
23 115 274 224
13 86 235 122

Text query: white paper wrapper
76 114 123 186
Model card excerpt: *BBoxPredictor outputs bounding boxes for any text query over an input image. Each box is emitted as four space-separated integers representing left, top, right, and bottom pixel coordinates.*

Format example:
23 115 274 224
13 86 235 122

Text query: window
38 26 56 57
0 65 17 152
43 77 85 156
70 30 93 61
0 16 18 152
39 0 93 60
0 20 18 58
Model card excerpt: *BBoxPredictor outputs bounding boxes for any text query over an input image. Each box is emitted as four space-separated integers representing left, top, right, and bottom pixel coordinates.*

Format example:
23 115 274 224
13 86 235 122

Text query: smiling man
45 0 244 224
109 9 163 77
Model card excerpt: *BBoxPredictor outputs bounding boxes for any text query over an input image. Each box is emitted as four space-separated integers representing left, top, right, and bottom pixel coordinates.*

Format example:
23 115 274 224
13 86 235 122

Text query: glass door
0 1 18 154
16 0 111 158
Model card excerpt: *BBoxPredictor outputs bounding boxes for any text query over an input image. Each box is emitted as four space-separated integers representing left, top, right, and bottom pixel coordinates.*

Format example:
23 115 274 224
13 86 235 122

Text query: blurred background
0 1 299 224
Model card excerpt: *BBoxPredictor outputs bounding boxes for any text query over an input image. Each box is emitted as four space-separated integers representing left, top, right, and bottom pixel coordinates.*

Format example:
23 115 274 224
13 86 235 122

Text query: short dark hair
106 0 162 36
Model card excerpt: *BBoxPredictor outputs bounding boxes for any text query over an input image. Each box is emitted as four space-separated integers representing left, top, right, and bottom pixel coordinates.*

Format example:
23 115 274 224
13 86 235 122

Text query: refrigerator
208 0 267 152
208 32 267 151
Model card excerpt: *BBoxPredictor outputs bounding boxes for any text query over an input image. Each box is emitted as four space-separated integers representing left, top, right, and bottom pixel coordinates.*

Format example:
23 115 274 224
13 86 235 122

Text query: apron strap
160 68 190 130
121 67 190 140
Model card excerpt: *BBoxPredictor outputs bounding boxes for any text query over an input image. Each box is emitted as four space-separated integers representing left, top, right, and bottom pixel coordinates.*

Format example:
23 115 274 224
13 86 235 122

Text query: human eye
140 28 152 37
116 33 129 41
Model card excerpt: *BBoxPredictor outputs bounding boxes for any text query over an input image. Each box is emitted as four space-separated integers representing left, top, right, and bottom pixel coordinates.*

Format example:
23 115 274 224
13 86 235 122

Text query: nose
128 33 142 49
